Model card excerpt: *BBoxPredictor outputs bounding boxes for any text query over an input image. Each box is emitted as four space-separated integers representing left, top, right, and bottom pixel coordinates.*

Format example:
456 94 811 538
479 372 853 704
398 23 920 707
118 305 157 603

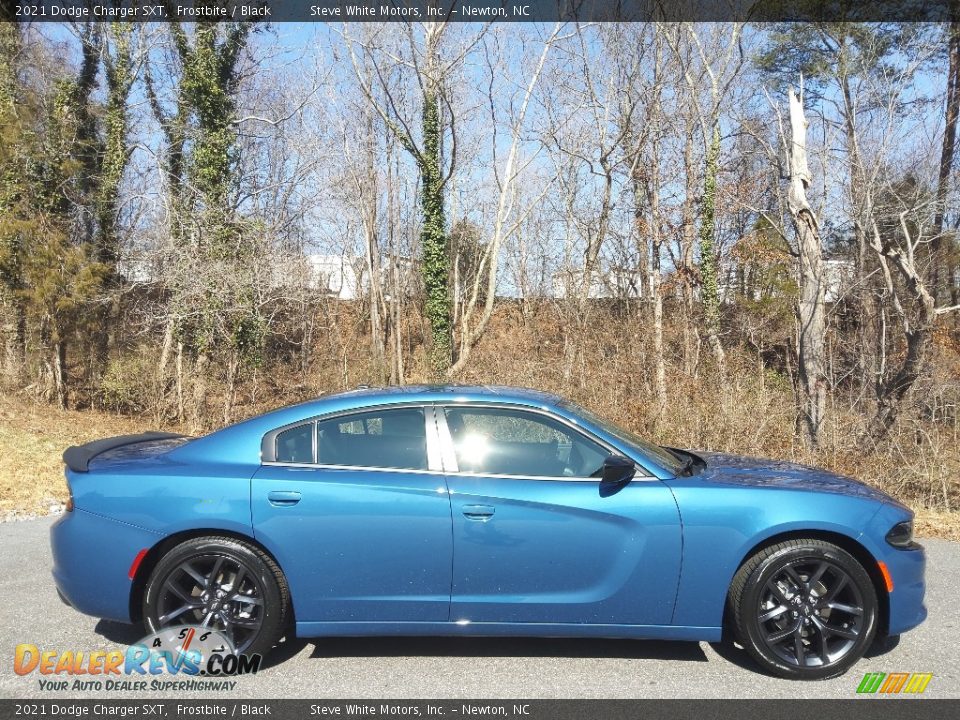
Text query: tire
143 536 290 657
728 539 878 680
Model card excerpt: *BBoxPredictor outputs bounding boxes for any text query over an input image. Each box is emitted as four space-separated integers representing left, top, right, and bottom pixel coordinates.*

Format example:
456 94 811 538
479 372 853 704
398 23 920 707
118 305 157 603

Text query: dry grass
2 303 958 539
1 387 957 539
915 510 960 542
0 393 163 517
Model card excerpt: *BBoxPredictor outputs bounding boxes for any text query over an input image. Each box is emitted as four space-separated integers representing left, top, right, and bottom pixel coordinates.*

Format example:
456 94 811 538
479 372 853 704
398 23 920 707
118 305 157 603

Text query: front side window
559 400 684 476
443 407 608 478
316 407 427 471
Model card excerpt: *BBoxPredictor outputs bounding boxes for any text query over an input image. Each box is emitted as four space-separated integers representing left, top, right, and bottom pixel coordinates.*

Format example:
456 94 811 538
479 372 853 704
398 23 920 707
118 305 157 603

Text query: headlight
885 520 914 548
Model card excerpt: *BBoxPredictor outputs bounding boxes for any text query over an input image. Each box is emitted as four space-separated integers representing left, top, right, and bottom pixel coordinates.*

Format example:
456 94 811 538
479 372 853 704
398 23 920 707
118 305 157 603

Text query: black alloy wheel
728 539 878 679
143 536 290 657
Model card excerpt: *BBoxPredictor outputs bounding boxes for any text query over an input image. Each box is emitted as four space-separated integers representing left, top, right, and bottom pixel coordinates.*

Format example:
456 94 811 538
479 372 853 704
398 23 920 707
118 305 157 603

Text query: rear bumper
50 508 161 623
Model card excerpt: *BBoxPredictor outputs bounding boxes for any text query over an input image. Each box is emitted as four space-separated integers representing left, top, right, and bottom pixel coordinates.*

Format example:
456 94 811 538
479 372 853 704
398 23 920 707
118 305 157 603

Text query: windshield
560 401 686 476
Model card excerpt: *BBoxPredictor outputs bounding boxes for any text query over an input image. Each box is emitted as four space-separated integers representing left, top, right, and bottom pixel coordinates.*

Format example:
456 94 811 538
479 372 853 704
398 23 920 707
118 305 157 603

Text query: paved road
1 517 957 699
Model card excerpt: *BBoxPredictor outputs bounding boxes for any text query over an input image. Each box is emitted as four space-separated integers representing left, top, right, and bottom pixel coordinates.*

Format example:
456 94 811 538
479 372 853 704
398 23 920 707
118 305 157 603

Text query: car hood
691 450 893 503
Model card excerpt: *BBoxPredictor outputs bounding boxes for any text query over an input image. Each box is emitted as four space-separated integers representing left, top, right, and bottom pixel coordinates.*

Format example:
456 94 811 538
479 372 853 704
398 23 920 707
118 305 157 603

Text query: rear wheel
143 536 289 656
728 539 878 679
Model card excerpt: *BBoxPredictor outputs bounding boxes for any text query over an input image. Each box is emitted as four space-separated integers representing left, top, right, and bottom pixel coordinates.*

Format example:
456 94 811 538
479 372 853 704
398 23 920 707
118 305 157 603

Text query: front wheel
142 536 290 657
728 539 878 679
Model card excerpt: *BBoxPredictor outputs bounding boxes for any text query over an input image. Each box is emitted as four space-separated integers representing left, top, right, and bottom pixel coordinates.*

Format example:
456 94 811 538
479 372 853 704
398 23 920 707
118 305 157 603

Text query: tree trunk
630 128 666 415
364 208 385 378
681 126 697 374
645 170 667 416
0 298 25 384
359 75 386 380
934 17 960 305
786 88 827 448
189 352 209 433
420 70 452 378
699 122 725 375
386 140 404 386
53 340 67 409
579 165 613 306
862 218 944 444
92 24 134 380
175 341 185 422
224 350 238 425
648 131 667 416
0 22 25 386
155 317 174 420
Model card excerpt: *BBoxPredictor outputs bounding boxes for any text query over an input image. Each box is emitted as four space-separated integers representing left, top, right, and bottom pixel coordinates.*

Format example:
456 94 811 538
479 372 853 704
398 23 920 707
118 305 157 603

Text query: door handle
462 504 495 521
267 490 302 507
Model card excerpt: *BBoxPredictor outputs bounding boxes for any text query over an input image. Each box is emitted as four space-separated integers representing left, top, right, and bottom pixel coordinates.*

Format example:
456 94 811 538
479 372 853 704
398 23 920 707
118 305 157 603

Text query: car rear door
251 405 453 624
437 404 682 626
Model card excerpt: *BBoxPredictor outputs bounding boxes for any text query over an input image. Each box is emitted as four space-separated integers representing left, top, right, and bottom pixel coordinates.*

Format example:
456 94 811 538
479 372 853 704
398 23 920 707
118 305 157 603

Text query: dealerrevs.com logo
14 626 261 692
857 672 933 695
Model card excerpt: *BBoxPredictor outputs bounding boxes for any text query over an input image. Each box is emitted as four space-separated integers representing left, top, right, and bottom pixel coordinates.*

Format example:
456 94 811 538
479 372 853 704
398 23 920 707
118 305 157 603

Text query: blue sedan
51 385 926 679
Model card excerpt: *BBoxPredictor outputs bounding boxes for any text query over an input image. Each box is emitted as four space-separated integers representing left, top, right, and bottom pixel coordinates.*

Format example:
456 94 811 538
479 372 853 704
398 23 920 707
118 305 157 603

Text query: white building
303 255 363 299
551 267 645 299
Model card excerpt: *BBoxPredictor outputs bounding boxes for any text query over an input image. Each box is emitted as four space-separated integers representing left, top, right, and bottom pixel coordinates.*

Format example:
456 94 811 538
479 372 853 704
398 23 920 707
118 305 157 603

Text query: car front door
438 404 682 626
252 405 452 624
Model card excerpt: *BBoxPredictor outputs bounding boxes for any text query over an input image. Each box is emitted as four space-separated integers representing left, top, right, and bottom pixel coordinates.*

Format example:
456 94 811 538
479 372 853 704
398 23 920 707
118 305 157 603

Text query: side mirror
600 454 635 486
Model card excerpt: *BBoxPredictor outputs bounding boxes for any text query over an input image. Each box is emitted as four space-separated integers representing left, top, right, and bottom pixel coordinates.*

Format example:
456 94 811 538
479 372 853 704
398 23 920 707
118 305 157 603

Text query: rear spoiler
63 432 186 473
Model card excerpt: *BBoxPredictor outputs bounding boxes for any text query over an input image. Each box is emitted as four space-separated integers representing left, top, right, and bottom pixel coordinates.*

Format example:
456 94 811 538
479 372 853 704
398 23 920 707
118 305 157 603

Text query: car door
252 405 453 624
438 404 682 626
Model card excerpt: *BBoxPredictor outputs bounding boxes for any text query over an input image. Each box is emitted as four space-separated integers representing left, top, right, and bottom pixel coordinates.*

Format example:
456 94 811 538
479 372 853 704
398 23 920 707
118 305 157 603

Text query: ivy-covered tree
0 17 27 382
0 16 120 406
346 22 457 378
146 17 262 426
97 23 135 268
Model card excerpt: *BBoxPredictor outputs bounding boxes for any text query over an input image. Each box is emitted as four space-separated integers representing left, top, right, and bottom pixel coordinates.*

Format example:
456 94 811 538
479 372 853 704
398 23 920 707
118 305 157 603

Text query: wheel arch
726 529 890 637
129 528 294 625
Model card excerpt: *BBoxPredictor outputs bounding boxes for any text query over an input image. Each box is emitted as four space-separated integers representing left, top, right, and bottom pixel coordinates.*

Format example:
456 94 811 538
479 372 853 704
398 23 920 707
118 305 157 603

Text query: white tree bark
786 87 827 448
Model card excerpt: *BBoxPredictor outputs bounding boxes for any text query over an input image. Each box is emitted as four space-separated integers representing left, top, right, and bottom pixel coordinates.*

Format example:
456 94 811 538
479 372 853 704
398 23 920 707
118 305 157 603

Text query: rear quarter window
275 423 314 463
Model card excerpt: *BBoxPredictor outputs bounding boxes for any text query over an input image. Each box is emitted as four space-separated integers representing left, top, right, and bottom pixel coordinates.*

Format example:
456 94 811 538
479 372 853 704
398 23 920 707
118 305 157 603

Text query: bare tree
345 19 485 377
448 24 562 375
784 86 828 448
666 23 745 377
864 193 960 441
933 17 960 304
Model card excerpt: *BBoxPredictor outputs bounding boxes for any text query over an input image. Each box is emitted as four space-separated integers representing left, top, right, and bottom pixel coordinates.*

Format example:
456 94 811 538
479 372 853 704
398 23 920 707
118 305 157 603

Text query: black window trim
269 420 318 466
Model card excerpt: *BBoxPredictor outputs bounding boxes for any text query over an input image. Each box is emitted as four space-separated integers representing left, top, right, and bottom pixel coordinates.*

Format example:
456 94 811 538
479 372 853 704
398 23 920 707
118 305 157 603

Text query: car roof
319 384 564 406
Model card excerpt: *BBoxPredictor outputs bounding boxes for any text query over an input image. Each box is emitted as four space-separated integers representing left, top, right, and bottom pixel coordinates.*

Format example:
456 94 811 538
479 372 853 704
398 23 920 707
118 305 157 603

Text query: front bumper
862 503 927 636
883 541 927 635
50 508 161 624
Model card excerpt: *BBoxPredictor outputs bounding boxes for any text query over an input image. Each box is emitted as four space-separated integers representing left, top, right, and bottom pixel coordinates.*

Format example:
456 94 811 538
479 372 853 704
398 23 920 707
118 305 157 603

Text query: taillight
128 549 149 580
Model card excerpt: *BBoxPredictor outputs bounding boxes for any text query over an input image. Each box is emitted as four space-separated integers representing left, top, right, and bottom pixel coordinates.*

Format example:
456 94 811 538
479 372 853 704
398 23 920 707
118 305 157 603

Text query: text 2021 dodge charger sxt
51 385 926 679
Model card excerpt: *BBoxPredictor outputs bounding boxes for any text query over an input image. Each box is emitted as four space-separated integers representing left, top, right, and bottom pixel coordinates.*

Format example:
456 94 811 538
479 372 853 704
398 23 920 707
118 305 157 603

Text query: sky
27 20 953 297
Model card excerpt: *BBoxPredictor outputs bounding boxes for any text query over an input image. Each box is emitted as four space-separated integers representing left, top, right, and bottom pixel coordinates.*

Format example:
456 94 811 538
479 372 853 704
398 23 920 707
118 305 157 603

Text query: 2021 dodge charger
51 385 926 679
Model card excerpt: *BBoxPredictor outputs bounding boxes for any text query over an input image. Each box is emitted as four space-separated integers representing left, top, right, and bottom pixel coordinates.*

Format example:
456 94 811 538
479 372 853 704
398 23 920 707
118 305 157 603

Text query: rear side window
275 423 314 463
317 408 427 471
